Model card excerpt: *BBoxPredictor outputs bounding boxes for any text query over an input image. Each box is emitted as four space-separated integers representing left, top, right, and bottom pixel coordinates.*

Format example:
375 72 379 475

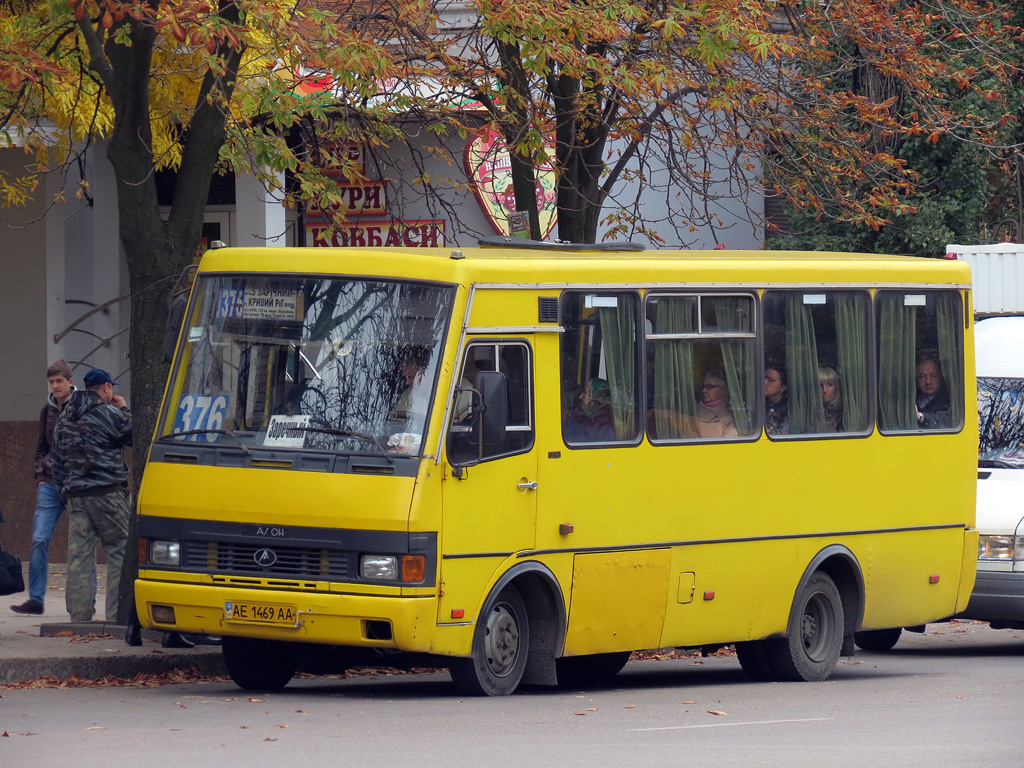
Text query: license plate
224 600 298 626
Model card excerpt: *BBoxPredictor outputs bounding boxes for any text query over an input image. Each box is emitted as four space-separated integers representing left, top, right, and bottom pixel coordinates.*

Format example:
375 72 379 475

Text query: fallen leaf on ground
707 710 728 716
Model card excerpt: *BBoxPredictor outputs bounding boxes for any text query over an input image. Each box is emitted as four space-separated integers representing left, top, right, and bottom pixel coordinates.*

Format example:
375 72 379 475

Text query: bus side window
559 292 642 446
877 290 964 432
447 341 534 465
762 291 870 436
645 293 758 441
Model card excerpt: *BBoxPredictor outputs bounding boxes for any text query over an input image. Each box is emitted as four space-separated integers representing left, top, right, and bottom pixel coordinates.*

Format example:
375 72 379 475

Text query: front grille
184 540 349 580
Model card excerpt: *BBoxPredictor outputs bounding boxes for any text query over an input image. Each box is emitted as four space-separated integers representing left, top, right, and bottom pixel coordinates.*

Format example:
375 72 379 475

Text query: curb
0 622 226 686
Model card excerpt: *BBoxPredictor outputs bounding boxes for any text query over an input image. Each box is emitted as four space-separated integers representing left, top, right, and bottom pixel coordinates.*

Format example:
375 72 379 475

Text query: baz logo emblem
254 548 278 567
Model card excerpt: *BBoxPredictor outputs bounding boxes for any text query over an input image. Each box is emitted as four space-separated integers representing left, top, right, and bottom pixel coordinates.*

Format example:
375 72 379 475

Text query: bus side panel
858 527 975 629
561 549 670 656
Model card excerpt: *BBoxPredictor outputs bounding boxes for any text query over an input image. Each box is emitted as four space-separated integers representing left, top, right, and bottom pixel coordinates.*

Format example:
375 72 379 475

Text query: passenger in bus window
915 353 952 429
764 364 789 436
819 367 844 432
565 377 616 443
391 353 430 428
697 369 738 438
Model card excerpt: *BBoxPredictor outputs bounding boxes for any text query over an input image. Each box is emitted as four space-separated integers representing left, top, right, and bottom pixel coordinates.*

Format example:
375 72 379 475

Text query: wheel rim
482 600 521 678
801 592 837 662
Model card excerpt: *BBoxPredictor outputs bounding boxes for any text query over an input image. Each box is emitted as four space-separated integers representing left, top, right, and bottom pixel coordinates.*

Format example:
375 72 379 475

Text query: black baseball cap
83 368 119 388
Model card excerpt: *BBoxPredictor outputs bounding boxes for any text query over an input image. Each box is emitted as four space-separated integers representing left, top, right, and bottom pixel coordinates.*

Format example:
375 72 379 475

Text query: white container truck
949 243 1024 629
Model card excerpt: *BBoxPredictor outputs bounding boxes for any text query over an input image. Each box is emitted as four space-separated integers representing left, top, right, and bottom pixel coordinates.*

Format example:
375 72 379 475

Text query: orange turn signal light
402 555 425 582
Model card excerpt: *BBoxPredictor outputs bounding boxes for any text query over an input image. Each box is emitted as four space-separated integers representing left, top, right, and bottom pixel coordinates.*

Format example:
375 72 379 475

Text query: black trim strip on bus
440 522 967 560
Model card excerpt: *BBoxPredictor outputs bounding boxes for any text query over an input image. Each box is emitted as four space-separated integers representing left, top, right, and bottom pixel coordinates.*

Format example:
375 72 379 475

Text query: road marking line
630 717 833 732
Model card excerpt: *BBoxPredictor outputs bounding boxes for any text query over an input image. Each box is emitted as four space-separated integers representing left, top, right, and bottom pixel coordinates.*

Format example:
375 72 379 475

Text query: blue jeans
29 482 65 603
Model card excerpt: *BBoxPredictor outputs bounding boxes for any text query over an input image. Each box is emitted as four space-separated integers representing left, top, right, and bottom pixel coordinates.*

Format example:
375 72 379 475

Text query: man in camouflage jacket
52 368 132 622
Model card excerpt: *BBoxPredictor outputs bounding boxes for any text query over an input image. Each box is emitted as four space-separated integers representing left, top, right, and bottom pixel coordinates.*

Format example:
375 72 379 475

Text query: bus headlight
150 540 181 566
361 555 398 580
978 535 1023 562
360 554 426 582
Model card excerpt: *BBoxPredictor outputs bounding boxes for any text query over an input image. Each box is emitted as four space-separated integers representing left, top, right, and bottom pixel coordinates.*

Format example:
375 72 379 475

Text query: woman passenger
819 366 844 432
764 364 789 435
697 369 738 438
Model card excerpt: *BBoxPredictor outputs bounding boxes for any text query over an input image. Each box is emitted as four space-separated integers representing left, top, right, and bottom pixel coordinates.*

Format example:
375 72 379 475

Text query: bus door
439 338 537 620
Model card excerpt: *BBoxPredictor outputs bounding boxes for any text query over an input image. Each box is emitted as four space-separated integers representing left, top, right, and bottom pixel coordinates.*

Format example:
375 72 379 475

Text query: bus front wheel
449 585 530 696
222 636 297 691
770 572 844 682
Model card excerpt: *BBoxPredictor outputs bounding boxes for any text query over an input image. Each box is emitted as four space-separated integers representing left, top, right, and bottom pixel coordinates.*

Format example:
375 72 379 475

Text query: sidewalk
0 563 225 686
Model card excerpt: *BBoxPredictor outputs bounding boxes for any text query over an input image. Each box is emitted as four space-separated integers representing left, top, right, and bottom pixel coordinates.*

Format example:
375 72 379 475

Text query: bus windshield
161 275 455 457
978 377 1024 469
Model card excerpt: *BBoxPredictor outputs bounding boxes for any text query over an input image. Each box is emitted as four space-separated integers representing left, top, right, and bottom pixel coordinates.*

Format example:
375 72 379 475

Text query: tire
769 572 844 682
449 585 530 696
735 640 778 682
556 651 631 687
854 627 902 652
221 636 297 691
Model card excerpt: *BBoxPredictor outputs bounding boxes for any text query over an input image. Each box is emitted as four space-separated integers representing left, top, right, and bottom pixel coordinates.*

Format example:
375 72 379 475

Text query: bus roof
197 246 972 286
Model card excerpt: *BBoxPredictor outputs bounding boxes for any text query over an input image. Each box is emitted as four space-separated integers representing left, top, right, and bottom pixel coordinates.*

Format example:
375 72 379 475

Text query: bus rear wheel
222 636 297 691
770 572 844 682
854 627 903 652
449 585 529 696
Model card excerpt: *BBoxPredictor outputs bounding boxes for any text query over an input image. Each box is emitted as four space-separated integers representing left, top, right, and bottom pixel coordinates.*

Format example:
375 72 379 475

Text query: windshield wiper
160 429 252 456
295 427 394 464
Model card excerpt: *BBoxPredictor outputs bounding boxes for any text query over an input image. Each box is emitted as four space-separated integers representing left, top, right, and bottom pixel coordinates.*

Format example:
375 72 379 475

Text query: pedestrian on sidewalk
11 360 76 616
51 368 132 623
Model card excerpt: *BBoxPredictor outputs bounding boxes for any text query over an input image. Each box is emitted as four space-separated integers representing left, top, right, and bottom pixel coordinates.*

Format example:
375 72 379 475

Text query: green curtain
715 297 755 435
785 293 825 434
597 298 638 439
877 293 918 430
935 292 965 426
834 293 868 432
653 297 698 438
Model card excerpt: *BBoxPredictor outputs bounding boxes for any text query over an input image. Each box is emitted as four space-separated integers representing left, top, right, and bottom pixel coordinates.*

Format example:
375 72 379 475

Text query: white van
956 315 1024 628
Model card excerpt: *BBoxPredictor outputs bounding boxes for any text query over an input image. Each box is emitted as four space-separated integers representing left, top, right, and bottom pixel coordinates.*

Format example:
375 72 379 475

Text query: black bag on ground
0 546 25 596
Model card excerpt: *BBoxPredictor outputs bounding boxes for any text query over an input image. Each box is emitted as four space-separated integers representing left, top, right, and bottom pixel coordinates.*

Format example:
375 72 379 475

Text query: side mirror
475 370 507 446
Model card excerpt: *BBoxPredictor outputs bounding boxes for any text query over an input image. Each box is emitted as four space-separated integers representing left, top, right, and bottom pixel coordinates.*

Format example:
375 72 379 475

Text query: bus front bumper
135 578 439 653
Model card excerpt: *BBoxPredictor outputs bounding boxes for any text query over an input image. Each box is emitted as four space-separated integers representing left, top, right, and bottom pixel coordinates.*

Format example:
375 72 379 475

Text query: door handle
517 481 539 491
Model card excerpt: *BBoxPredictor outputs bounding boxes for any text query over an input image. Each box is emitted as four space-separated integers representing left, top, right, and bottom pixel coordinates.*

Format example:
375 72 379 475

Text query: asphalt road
2 622 1021 767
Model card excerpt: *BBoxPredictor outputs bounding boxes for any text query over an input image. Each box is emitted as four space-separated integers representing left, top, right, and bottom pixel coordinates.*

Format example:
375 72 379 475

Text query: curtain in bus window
785 293 826 434
653 297 699 439
835 293 868 431
596 300 638 439
877 294 918 431
715 297 756 435
935 293 964 427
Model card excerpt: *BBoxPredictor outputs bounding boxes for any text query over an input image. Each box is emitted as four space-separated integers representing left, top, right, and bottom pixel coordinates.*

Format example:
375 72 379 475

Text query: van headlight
978 535 1024 562
150 540 181 566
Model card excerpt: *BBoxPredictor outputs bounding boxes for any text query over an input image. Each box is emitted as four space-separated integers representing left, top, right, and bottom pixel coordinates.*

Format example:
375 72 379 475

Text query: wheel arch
488 560 566 686
794 545 865 657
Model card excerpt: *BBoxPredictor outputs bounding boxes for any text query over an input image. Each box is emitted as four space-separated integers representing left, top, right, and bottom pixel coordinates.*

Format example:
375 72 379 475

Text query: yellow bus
135 240 978 694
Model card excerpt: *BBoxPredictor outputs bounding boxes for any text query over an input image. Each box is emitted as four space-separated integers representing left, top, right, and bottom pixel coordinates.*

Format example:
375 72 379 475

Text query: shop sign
307 220 446 248
306 182 387 217
465 127 557 238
